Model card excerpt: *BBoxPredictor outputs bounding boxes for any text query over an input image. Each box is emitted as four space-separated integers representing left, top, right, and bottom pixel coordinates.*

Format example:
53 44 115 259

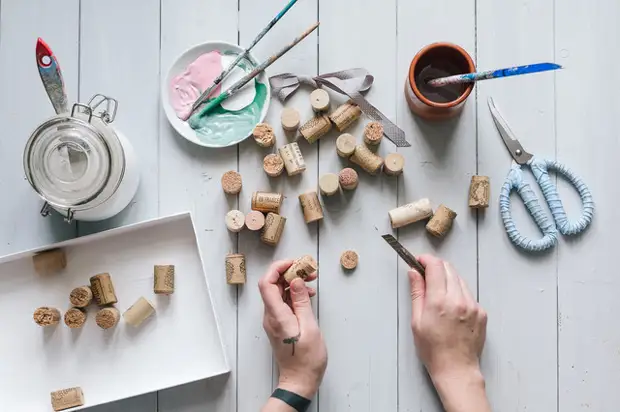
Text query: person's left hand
259 260 327 399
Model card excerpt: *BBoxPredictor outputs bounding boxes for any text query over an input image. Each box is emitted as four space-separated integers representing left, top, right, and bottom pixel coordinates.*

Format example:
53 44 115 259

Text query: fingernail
291 278 304 292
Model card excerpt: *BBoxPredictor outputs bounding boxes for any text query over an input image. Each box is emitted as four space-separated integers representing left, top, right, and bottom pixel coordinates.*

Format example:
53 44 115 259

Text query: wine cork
340 250 359 270
469 175 490 209
123 297 156 327
221 170 242 195
154 265 175 295
350 144 384 174
298 191 324 223
338 168 359 190
263 153 285 177
69 286 93 308
384 153 405 176
329 101 362 132
319 173 340 196
252 123 276 147
426 204 458 238
261 213 287 246
336 133 357 158
95 307 120 329
226 253 246 285
389 198 433 229
300 114 332 144
245 210 266 231
64 307 87 329
363 121 384 146
51 387 84 411
33 307 61 327
310 89 330 112
281 107 300 132
278 142 306 176
90 273 118 306
251 191 283 214
225 210 246 232
33 249 66 275
283 255 318 283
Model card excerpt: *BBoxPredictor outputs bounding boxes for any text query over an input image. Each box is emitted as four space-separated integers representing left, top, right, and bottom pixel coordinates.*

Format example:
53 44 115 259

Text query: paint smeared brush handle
427 62 562 88
36 37 68 114
195 21 320 118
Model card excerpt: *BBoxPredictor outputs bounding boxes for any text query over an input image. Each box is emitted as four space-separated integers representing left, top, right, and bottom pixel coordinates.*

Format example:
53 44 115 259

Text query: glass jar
23 94 140 222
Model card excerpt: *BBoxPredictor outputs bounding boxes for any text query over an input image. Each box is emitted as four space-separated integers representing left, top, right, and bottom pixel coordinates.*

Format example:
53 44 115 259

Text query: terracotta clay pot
405 42 475 121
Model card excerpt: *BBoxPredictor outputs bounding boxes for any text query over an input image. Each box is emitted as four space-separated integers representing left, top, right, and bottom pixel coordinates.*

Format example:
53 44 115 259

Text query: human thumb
408 270 425 327
290 278 315 326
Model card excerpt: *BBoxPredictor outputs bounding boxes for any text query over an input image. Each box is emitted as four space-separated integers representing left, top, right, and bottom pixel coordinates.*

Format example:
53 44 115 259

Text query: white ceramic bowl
162 41 271 148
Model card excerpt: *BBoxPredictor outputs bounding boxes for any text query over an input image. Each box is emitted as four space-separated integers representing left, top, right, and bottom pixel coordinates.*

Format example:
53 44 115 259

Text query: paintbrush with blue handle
427 62 562 88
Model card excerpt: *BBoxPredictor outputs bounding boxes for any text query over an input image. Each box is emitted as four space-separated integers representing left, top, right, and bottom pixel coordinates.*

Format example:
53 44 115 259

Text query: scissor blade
381 234 426 277
487 97 533 165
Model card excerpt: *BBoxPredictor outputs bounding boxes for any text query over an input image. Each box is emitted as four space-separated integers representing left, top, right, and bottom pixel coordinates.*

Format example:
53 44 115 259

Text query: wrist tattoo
283 332 301 356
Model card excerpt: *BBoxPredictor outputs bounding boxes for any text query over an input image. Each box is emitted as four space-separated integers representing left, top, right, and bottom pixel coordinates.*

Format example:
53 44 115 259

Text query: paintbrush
427 62 562 88
381 234 425 277
185 0 300 120
193 21 319 119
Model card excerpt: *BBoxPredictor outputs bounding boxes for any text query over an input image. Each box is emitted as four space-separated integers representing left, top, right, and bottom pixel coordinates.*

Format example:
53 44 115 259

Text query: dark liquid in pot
415 64 466 104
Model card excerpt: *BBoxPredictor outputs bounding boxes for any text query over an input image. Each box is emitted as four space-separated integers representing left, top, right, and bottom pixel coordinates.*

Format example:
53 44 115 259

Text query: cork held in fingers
283 255 318 283
389 198 433 229
33 307 61 327
96 307 120 329
123 297 155 327
64 307 87 329
426 204 457 237
330 101 362 132
298 191 324 223
90 273 118 306
69 286 93 308
350 144 384 174
363 121 384 146
221 170 242 195
33 248 66 275
278 142 306 176
336 133 357 158
51 387 84 411
339 168 359 190
469 175 490 208
300 114 332 144
263 153 285 177
252 123 276 147
154 265 175 295
261 213 287 246
226 253 246 285
251 191 283 214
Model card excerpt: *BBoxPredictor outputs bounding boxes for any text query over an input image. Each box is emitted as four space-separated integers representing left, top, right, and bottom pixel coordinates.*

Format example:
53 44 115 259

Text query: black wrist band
271 388 311 412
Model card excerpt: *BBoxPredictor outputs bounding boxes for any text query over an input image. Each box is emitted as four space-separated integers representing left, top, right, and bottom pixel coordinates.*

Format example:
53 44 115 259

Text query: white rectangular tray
0 212 229 411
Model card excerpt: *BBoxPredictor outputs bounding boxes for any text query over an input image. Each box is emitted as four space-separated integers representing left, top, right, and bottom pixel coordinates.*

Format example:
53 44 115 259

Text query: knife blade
381 234 425 277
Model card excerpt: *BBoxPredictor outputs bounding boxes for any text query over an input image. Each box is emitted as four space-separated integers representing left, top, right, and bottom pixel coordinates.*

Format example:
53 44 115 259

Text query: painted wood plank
157 1 239 412
555 2 620 410
476 1 558 410
396 1 478 410
77 1 160 411
0 0 79 255
317 1 398 411
237 0 319 410
78 0 161 235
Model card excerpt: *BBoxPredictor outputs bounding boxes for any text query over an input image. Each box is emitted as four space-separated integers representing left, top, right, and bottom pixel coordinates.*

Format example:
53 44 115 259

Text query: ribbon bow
269 69 410 147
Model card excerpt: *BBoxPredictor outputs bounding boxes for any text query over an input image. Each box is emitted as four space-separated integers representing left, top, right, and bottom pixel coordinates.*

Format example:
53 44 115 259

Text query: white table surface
1 0 616 411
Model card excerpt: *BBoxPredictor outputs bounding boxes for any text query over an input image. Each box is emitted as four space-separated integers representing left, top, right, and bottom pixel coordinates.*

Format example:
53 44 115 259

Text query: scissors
488 97 594 252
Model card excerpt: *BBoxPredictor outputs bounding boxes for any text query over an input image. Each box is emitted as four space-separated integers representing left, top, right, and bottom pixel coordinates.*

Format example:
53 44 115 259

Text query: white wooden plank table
0 1 616 411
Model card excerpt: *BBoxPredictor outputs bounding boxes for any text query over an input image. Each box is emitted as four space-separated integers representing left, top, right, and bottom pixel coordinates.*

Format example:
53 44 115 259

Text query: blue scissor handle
500 164 558 251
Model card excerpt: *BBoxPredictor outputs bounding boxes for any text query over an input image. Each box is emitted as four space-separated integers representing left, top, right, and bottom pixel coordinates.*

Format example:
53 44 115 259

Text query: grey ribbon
269 69 410 147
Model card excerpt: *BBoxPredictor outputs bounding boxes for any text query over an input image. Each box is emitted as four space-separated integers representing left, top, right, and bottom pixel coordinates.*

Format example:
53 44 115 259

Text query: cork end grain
221 170 242 195
338 168 359 190
336 133 357 158
96 307 120 329
281 107 300 131
253 123 276 147
64 308 87 329
310 89 330 112
363 121 384 146
33 307 61 326
245 210 266 231
263 153 285 177
340 250 359 270
69 286 93 308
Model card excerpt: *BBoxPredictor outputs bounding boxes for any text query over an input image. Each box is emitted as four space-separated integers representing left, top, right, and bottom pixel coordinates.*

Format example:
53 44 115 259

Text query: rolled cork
300 114 332 144
310 89 330 112
154 265 175 295
33 249 66 275
384 153 405 176
90 273 118 306
319 173 340 196
340 250 359 270
69 286 93 308
33 307 61 327
336 133 357 158
263 153 285 177
51 387 84 411
261 213 287 246
426 204 458 238
469 175 490 209
245 210 266 231
251 191 283 214
252 123 276 147
389 198 433 229
349 144 384 174
363 121 384 146
123 297 156 327
329 101 362 132
226 253 246 285
225 210 246 232
283 255 318 283
339 168 359 190
64 307 87 329
278 142 306 176
95 307 120 329
298 191 324 223
221 170 242 195
281 107 301 132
